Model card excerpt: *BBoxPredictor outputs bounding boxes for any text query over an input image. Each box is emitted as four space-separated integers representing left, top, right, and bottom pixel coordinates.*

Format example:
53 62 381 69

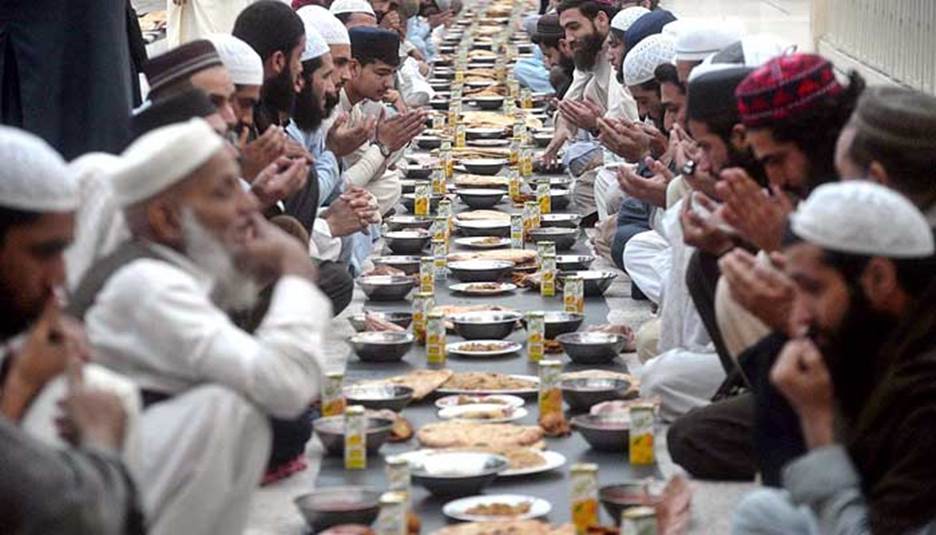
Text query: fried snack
417 421 544 449
458 341 512 351
364 313 406 333
538 411 571 438
443 372 537 391
455 395 509 406
544 339 563 354
431 520 574 535
465 501 533 516
443 446 547 470
449 249 538 268
458 407 511 420
366 409 414 442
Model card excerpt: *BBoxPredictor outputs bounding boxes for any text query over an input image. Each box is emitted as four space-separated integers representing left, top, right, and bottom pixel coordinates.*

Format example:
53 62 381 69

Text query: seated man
733 182 936 534
72 119 330 535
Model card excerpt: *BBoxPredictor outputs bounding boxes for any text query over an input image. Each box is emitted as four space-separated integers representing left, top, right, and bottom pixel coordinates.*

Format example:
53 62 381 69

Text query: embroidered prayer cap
623 9 677 51
143 40 223 95
131 89 218 139
349 27 401 67
0 126 77 212
735 53 843 128
610 6 650 41
112 118 225 207
298 5 351 45
673 18 744 61
623 33 676 86
791 181 934 258
686 66 754 123
330 0 376 17
850 85 936 152
301 22 330 61
206 34 264 86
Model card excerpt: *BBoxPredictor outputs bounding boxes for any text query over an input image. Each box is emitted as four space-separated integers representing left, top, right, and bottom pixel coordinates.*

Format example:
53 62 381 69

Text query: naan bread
417 421 544 449
432 520 574 535
449 249 538 267
362 369 454 400
461 112 515 129
456 209 511 221
431 304 513 317
454 174 509 188
468 49 497 59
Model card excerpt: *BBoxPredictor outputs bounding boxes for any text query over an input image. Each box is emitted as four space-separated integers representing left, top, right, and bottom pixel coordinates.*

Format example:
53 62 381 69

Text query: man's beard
812 286 898 421
181 209 260 313
261 66 296 116
0 281 40 339
292 82 339 132
572 30 604 71
725 143 768 187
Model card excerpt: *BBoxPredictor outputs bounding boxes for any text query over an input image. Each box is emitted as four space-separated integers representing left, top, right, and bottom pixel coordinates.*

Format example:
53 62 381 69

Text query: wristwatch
374 139 392 158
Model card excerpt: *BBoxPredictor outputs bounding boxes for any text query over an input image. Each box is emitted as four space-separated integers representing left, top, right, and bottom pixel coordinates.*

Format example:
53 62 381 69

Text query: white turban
112 118 225 207
0 126 77 212
297 6 351 46
206 34 264 86
612 6 650 34
330 0 376 17
623 34 676 87
673 18 744 61
792 182 935 258
301 24 330 62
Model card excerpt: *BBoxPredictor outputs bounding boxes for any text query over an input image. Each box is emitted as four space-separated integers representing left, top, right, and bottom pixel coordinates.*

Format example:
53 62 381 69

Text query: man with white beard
69 118 330 535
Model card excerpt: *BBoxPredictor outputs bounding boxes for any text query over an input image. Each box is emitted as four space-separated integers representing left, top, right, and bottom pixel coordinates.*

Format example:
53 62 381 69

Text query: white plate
499 450 566 477
436 374 540 396
454 236 511 250
443 494 551 522
449 282 517 296
468 139 511 147
435 394 526 409
438 403 528 423
446 339 522 358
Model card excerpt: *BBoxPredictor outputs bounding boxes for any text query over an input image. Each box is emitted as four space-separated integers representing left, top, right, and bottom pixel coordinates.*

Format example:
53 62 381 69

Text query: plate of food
449 282 517 296
355 369 454 400
446 340 522 358
431 520 573 535
437 372 540 396
438 403 528 423
443 495 551 522
416 421 545 449
454 236 510 249
435 394 525 410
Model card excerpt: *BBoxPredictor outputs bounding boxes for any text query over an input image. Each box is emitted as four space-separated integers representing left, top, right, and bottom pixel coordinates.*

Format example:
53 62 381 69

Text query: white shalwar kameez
83 244 331 535
167 0 255 49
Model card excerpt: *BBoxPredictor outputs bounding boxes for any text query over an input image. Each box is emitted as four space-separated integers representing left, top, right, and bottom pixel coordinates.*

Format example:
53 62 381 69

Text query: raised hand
616 157 672 208
327 113 377 158
250 156 309 209
770 338 836 449
238 214 318 283
56 363 127 452
376 109 428 152
719 248 798 336
558 99 603 131
240 125 287 181
679 193 735 256
717 168 793 252
596 117 649 162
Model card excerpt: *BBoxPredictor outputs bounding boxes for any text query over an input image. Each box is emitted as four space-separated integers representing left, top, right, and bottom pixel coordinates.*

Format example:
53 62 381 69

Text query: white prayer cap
301 25 330 62
688 34 790 82
0 126 77 212
297 6 351 46
112 118 225 207
206 34 264 86
623 34 676 86
612 6 650 34
791 181 935 259
672 18 744 61
330 0 376 17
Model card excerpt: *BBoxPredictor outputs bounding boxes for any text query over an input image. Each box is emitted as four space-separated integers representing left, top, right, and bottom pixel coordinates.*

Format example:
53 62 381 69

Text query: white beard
181 209 260 313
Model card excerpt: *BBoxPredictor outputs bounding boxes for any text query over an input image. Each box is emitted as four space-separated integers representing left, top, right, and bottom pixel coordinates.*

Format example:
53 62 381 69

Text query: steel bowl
406 166 433 180
447 259 514 283
356 275 417 301
560 378 631 412
532 132 553 147
527 227 577 251
450 310 523 340
549 188 571 210
400 179 425 195
455 219 511 237
429 99 450 111
347 311 413 332
433 68 455 80
599 483 664 525
401 193 443 214
540 213 582 229
386 215 433 231
294 487 381 532
312 415 395 456
559 270 617 297
543 311 585 339
571 413 630 452
556 254 595 271
415 135 443 149
384 229 431 255
473 96 504 110
349 331 414 362
556 332 627 364
410 452 509 496
462 158 506 176
455 188 505 209
428 78 451 91
529 176 573 189
343 384 414 412
370 255 422 275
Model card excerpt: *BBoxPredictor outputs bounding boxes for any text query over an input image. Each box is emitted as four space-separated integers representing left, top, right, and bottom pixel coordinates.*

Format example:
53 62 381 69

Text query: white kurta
622 229 670 306
166 0 255 49
338 90 403 214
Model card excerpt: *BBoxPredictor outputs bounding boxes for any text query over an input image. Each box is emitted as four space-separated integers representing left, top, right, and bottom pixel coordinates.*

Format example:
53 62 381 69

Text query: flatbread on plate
361 369 454 400
432 520 574 535
417 421 544 449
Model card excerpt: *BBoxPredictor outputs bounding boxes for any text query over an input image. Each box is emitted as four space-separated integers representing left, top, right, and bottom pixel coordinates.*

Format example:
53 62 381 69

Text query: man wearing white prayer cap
298 5 354 88
331 0 379 28
733 181 936 534
671 18 744 83
71 118 331 535
622 33 675 127
206 34 265 136
0 126 144 534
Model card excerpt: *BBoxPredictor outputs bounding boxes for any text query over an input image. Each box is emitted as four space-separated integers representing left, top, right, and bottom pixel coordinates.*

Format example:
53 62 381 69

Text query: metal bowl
384 229 431 255
356 275 417 301
560 378 631 412
429 99 450 111
556 254 595 271
599 483 664 525
400 179 425 195
462 158 506 176
406 166 433 180
532 133 553 147
529 176 573 189
559 270 617 297
556 332 627 364
410 452 509 496
370 255 422 275
428 78 451 91
401 193 443 214
549 188 571 210
415 135 442 149
544 311 585 339
433 68 455 80
312 415 395 456
349 331 414 362
456 188 505 209
294 487 381 532
527 227 577 251
455 219 511 238
571 414 630 452
447 259 514 282
343 384 414 412
386 215 433 231
450 310 523 340
473 96 504 110
347 311 414 332
540 213 582 229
